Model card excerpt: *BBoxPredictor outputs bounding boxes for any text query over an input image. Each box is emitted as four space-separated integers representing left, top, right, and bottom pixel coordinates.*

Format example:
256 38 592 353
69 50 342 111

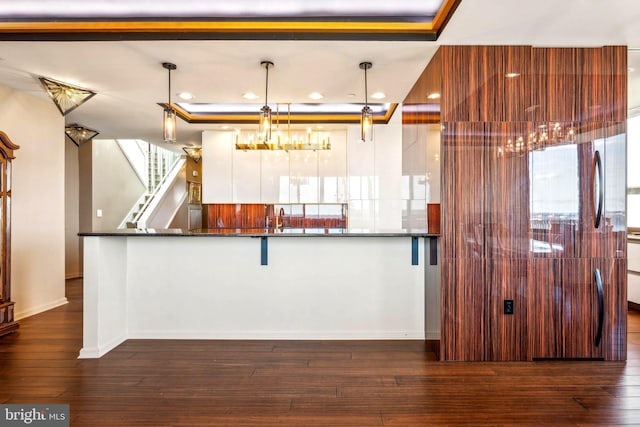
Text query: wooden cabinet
528 258 626 360
434 45 627 361
526 121 626 360
0 131 19 337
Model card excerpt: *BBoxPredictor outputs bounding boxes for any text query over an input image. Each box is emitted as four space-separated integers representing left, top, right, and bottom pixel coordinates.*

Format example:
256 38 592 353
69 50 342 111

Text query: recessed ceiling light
308 92 324 100
177 92 194 100
427 92 441 100
221 125 230 130
505 72 521 78
242 92 259 100
371 92 386 99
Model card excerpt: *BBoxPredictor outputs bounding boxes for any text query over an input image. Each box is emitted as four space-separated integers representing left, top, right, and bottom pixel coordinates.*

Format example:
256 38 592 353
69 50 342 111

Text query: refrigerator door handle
594 267 604 347
593 150 603 229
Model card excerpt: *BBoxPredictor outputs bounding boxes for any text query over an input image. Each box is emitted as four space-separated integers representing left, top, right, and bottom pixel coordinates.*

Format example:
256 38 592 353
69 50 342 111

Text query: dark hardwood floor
1 278 639 426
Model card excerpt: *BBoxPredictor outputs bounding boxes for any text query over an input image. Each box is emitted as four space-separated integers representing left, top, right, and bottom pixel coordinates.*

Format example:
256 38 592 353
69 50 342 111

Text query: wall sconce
359 61 373 143
65 123 99 147
182 146 202 163
259 61 274 144
39 77 96 116
162 62 177 143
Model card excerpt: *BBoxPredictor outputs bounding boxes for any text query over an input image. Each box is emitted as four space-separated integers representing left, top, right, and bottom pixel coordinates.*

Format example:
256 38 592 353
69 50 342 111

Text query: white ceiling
0 0 445 18
0 0 639 150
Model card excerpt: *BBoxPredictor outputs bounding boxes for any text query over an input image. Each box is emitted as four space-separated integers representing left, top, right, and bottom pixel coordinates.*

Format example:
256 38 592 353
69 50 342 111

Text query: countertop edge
79 229 438 238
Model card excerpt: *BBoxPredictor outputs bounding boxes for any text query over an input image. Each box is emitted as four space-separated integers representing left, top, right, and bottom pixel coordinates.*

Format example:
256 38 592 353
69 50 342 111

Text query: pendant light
259 61 274 143
359 61 373 143
162 62 177 143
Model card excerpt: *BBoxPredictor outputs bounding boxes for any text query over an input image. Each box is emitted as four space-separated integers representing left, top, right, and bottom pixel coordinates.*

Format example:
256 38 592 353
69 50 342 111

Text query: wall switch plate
504 299 514 315
96 209 103 218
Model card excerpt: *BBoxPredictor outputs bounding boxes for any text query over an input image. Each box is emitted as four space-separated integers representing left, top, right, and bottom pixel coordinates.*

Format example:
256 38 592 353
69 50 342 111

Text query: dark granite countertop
79 228 438 238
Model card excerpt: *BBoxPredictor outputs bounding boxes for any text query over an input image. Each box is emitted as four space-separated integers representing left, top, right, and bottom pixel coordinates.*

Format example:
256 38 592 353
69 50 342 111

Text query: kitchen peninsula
78 229 440 358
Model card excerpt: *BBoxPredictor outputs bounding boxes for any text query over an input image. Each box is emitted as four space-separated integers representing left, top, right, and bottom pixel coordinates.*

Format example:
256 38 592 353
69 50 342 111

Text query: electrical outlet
504 299 514 315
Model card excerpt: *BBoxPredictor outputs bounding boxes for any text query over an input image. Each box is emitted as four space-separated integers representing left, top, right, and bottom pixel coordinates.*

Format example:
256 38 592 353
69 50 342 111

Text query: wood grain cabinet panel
532 48 578 123
560 259 604 359
440 122 487 260
528 259 610 360
441 258 486 361
432 45 627 361
600 258 627 360
527 259 563 359
602 46 627 123
441 46 532 123
528 258 603 359
602 122 627 259
485 258 528 361
484 122 530 259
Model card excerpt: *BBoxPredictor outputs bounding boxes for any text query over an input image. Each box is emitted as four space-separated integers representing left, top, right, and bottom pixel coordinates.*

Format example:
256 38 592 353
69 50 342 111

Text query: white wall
0 84 67 319
65 137 81 279
91 139 146 231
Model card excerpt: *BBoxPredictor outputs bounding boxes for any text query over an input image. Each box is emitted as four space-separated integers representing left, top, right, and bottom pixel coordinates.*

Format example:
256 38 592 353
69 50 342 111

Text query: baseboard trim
78 335 126 359
425 331 441 340
127 330 427 340
629 301 640 312
14 298 69 320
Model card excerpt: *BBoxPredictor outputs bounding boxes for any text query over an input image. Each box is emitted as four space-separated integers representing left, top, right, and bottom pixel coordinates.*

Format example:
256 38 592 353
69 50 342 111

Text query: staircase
125 195 151 228
117 140 185 229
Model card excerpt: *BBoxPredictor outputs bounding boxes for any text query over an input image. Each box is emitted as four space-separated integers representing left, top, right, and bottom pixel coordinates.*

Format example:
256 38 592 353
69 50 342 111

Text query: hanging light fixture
235 103 331 151
39 77 96 116
359 61 373 143
259 61 274 144
65 123 99 147
162 62 177 143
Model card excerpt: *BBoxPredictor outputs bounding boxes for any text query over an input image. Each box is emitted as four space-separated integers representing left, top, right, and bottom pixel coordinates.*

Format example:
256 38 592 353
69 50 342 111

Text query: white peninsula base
79 233 438 358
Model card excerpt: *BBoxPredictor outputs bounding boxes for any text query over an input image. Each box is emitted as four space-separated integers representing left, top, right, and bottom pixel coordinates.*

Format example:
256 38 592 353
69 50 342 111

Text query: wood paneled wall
405 45 627 361
403 49 442 125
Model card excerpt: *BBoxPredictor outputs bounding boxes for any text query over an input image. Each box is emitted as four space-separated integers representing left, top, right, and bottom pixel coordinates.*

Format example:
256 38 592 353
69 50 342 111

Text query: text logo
0 405 69 426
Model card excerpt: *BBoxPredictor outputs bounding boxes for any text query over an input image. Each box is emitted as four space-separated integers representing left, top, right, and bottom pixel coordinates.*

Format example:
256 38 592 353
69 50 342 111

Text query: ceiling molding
0 0 461 41
166 103 399 125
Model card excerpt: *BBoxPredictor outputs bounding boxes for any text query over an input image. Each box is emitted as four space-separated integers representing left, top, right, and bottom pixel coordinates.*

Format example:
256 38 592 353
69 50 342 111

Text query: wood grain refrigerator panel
437 45 627 361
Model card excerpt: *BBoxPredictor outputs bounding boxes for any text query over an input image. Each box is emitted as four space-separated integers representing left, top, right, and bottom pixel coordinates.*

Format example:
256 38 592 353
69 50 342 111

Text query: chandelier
236 104 331 151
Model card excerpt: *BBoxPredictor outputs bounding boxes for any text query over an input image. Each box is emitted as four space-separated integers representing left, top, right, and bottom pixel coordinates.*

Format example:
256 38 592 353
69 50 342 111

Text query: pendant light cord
364 66 368 108
168 67 172 108
264 64 269 107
